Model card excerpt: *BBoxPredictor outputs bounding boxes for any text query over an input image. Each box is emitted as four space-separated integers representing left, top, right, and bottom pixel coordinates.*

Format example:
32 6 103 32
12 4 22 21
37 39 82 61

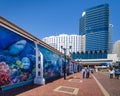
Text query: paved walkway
94 71 120 96
1 72 105 96
2 71 120 96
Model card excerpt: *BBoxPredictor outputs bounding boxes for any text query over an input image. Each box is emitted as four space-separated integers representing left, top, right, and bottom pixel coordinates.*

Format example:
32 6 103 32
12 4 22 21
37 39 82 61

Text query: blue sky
0 0 120 44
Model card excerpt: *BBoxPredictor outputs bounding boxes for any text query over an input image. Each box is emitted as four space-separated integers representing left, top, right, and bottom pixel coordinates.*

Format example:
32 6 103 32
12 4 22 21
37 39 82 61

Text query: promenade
0 72 120 96
94 72 120 96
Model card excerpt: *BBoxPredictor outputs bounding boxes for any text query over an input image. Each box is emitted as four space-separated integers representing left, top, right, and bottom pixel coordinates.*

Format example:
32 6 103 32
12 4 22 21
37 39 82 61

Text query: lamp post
61 45 72 80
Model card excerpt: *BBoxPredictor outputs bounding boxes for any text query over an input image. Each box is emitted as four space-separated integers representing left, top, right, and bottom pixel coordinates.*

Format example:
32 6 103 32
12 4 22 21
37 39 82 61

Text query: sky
0 0 120 44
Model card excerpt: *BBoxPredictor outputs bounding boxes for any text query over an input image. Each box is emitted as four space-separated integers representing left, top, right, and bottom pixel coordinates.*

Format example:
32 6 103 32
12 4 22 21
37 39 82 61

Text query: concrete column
34 43 45 85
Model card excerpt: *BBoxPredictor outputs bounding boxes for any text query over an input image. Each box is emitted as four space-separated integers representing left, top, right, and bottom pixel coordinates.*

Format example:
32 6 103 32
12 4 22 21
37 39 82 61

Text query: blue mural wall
38 45 62 79
0 26 36 87
0 26 64 87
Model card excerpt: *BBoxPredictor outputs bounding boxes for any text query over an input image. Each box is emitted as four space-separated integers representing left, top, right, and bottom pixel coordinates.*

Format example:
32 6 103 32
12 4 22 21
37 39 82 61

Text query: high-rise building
113 40 120 60
42 34 83 55
79 4 110 59
79 12 86 35
108 24 113 54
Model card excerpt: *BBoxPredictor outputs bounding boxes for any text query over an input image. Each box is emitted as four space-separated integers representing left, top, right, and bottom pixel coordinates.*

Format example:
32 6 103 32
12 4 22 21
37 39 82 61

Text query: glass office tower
79 4 110 59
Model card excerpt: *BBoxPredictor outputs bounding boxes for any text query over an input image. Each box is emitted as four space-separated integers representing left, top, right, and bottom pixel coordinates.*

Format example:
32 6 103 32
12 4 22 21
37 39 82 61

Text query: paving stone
0 72 105 96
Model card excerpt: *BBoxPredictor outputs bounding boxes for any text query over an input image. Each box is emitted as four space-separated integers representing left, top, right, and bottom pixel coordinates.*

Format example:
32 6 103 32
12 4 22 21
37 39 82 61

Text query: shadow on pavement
0 83 40 96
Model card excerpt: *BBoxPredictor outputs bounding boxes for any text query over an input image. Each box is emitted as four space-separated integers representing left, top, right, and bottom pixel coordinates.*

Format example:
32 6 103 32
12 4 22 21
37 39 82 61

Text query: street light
61 45 72 80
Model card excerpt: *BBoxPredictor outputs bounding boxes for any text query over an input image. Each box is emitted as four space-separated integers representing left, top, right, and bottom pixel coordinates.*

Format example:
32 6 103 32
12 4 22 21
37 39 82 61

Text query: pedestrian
109 68 114 79
115 68 120 79
86 67 90 78
90 68 94 74
81 67 85 79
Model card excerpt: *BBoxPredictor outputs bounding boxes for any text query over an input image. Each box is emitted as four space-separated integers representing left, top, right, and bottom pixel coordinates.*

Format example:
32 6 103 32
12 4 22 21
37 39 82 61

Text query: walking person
86 67 90 78
115 68 120 79
109 68 114 79
81 67 85 79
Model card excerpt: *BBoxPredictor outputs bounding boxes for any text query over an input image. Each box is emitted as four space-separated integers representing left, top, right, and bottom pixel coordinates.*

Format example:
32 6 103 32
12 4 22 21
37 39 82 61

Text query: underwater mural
38 45 62 79
0 25 76 88
0 26 36 87
0 17 80 90
0 26 63 87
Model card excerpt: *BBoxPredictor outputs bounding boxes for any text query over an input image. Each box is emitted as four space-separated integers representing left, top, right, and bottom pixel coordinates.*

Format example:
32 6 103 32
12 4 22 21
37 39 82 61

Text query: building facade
108 24 113 54
113 40 120 60
78 4 110 59
42 34 82 55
